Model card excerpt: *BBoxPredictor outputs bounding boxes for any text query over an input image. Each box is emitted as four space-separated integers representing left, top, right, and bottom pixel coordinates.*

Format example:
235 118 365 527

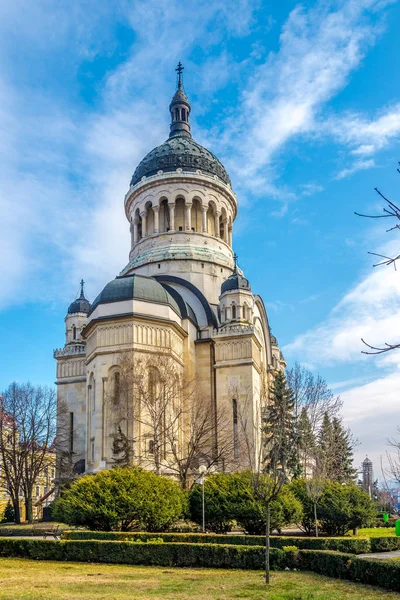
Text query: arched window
148 439 155 454
232 304 236 320
232 399 238 459
72 325 76 340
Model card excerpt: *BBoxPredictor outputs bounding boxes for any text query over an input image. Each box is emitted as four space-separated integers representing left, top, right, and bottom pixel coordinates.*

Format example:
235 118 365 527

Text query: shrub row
62 530 371 554
292 549 400 593
370 536 400 552
0 538 399 592
0 538 284 570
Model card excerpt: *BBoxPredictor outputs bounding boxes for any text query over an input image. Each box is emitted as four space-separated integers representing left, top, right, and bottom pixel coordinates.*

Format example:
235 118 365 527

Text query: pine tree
2 500 15 523
317 413 356 482
329 417 357 482
264 371 295 476
111 426 133 467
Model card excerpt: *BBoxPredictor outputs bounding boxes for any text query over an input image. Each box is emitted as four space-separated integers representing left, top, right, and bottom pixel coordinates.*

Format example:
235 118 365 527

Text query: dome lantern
169 62 191 138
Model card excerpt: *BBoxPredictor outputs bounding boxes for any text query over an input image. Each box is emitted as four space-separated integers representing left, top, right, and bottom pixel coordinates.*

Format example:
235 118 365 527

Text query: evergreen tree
264 371 295 477
329 417 357 482
318 413 356 482
2 500 15 523
111 426 133 467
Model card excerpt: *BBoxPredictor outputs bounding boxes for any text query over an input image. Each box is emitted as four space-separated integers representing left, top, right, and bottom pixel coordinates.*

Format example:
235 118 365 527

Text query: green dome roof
130 134 231 187
89 274 181 315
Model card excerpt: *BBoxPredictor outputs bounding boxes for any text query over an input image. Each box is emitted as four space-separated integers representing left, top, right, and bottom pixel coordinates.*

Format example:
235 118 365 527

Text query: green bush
189 473 239 533
62 530 371 554
234 477 303 535
53 467 186 532
0 537 285 570
189 471 303 534
291 479 376 536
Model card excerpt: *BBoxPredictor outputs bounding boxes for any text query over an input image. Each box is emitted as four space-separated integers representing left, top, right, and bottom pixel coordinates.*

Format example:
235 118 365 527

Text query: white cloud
336 158 376 179
284 240 400 366
341 371 400 479
218 0 387 189
328 104 400 177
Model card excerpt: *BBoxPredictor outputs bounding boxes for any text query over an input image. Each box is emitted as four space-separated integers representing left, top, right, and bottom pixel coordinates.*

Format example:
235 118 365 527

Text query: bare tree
106 351 234 488
305 450 326 538
355 168 400 353
385 429 400 485
286 362 342 436
165 390 235 489
0 383 58 523
235 370 295 584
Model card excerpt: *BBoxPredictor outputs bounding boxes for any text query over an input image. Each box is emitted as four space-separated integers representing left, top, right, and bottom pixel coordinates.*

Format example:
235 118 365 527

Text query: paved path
359 550 400 560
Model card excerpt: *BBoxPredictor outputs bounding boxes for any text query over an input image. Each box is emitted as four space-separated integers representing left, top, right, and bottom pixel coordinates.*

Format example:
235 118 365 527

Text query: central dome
130 134 231 187
130 66 231 188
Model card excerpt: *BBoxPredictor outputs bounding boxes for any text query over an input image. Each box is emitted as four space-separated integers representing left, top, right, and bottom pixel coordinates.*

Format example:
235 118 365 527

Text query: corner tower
122 63 237 306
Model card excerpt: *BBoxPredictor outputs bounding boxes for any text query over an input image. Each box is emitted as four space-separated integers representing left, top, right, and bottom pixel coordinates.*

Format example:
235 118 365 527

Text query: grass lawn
0 559 398 600
357 528 397 538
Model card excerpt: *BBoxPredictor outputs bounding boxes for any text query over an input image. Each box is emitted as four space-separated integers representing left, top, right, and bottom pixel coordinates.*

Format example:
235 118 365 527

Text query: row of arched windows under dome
131 198 232 246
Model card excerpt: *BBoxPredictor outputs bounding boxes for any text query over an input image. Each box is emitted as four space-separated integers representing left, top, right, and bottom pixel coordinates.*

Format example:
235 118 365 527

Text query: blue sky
1 0 400 476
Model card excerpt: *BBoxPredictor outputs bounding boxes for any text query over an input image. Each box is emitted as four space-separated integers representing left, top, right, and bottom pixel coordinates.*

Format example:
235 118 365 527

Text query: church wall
82 312 188 472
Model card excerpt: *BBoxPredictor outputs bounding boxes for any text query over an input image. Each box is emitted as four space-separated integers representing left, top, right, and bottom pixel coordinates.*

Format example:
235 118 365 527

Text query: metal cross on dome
176 61 184 88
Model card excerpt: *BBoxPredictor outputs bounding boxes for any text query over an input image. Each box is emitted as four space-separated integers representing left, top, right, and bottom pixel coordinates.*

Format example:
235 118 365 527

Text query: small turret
65 280 90 344
219 255 254 325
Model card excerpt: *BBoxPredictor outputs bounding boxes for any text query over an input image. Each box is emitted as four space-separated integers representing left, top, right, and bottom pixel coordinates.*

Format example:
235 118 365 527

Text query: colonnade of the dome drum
130 196 233 247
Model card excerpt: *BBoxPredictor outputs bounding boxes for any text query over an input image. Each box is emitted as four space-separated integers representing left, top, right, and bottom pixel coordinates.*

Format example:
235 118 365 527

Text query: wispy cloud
218 0 388 190
329 104 400 177
283 240 400 366
0 0 396 310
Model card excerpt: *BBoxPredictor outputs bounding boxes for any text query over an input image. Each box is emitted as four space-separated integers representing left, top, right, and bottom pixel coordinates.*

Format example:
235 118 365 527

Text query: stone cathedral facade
54 66 286 477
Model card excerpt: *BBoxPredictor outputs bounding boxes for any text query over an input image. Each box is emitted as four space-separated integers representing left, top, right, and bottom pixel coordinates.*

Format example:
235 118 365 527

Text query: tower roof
130 63 231 187
67 280 91 315
221 255 251 294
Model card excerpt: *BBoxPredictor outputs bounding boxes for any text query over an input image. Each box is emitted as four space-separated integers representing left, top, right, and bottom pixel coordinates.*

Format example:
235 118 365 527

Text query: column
185 202 192 231
201 205 208 233
168 202 175 231
133 219 139 244
153 205 159 233
214 211 221 237
130 222 134 249
223 220 228 242
228 226 232 247
140 211 147 237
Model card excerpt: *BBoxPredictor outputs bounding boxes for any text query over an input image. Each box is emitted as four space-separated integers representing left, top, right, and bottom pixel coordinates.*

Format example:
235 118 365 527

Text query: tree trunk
12 498 21 525
314 502 318 538
25 495 33 524
265 503 270 584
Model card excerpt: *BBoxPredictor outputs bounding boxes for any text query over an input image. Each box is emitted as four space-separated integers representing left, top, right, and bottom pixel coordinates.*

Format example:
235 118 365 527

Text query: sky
1 0 400 480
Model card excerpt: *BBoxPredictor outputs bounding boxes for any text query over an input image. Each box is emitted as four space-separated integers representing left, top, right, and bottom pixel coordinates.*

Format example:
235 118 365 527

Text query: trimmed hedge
0 538 400 592
370 536 400 552
0 538 284 570
62 530 370 554
295 550 400 593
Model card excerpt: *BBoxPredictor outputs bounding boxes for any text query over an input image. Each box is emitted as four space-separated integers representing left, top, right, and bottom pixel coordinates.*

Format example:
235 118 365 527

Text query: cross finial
233 253 238 269
80 279 85 298
176 61 184 89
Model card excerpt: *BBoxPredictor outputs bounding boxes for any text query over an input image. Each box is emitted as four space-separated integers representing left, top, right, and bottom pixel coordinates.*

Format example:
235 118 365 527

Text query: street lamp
198 465 207 533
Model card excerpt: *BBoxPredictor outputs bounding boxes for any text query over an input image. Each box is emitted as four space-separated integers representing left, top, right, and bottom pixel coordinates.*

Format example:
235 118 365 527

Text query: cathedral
54 65 286 477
